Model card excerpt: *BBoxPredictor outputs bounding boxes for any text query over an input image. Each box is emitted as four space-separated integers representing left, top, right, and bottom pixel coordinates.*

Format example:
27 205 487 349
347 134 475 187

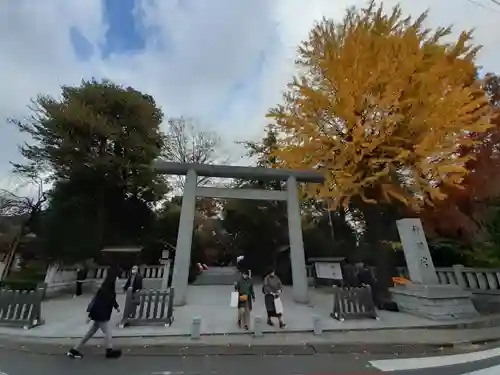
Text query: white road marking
463 364 500 375
369 347 500 371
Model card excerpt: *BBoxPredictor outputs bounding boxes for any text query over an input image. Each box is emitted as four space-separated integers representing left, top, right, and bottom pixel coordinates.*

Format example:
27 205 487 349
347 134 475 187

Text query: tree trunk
362 203 399 300
1 222 26 280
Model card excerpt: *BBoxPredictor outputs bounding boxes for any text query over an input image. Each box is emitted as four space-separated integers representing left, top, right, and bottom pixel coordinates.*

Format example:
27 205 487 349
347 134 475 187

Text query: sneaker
67 348 83 359
105 348 122 359
267 319 274 326
279 322 286 329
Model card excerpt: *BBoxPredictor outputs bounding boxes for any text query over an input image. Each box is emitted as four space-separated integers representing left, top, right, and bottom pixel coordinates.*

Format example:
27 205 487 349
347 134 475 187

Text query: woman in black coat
67 272 122 359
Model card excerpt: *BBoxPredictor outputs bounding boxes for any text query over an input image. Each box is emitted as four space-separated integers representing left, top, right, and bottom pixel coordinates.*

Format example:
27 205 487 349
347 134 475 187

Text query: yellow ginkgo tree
267 1 491 211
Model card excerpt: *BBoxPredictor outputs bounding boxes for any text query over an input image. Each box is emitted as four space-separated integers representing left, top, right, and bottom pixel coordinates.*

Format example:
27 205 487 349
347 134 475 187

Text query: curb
0 314 500 343
2 332 500 357
0 340 483 357
1 314 500 340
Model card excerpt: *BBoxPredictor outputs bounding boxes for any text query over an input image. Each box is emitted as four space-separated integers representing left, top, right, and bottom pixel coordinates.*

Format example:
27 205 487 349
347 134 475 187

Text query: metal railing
0 287 44 329
331 285 378 321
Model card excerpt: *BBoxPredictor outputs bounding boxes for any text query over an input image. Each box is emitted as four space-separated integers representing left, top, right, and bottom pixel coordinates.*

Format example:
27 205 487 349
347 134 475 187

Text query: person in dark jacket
356 261 381 308
123 265 143 293
67 272 122 359
75 266 88 297
234 269 255 330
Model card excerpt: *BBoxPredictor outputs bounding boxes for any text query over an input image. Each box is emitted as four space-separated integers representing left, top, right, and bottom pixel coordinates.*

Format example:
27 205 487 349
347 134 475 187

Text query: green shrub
0 279 40 291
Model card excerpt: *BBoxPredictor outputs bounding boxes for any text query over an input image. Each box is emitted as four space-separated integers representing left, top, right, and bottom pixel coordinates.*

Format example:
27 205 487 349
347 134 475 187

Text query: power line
465 0 500 13
465 0 489 10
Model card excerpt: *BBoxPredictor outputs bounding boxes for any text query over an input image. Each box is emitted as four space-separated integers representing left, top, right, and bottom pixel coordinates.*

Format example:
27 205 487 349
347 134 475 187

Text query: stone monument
390 218 478 320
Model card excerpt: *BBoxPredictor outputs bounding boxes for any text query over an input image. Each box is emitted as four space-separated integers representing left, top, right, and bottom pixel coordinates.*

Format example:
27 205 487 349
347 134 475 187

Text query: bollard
190 316 201 340
253 315 263 337
312 314 322 336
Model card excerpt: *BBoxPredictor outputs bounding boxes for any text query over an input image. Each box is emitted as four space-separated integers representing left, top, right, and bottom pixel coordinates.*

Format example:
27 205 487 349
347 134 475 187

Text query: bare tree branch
0 190 32 217
162 117 231 189
0 178 47 279
0 177 47 217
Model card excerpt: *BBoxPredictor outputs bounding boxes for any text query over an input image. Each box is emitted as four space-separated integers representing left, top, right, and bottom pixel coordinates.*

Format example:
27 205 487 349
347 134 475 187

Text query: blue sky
101 0 147 56
1 0 499 194
70 0 151 60
67 0 281 140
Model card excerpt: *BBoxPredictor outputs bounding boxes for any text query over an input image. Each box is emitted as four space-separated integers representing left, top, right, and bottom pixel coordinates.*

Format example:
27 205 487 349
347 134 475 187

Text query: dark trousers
76 281 83 296
367 284 381 308
264 294 282 319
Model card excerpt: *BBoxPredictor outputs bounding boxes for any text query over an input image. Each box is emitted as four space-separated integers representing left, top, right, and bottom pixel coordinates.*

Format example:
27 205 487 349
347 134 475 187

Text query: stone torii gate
153 161 325 306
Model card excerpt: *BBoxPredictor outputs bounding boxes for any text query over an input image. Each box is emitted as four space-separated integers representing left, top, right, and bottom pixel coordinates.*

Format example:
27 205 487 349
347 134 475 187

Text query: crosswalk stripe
369 347 500 371
462 364 500 374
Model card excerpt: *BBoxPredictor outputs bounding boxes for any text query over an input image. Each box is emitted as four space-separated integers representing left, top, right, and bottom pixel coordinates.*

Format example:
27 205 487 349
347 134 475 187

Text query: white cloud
0 0 499 189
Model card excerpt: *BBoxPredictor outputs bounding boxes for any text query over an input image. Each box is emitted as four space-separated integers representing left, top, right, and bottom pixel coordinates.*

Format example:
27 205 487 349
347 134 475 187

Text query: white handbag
230 291 239 307
274 297 284 314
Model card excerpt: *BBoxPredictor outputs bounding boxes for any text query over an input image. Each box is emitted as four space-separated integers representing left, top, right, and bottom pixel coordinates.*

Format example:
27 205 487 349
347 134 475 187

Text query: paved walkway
0 285 457 339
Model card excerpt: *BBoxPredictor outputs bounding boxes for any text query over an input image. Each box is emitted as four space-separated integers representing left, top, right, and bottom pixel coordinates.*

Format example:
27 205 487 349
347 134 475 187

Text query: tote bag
230 291 239 307
274 297 284 314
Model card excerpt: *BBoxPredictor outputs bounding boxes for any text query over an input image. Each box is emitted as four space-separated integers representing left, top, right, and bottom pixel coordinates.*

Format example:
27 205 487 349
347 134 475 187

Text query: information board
314 262 343 280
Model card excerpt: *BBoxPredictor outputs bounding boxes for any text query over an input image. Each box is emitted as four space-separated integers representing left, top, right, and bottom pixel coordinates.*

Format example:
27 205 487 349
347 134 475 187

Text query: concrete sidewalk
3 285 500 356
2 285 497 339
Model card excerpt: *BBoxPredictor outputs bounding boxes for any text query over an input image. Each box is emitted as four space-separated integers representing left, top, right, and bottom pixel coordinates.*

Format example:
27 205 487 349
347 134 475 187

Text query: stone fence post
0 261 5 281
452 264 468 289
44 264 59 286
160 260 171 291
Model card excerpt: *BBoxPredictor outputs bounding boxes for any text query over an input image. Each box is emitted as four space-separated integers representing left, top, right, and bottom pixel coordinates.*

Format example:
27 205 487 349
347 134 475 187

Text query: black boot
267 318 274 326
105 348 122 358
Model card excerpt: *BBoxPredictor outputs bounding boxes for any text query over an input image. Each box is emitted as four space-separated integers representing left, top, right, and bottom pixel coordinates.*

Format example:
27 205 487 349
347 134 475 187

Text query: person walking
234 269 255 330
262 269 286 328
67 272 122 359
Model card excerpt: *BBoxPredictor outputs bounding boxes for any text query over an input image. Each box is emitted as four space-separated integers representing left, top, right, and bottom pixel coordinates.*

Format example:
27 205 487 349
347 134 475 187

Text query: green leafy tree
12 79 166 197
11 79 168 261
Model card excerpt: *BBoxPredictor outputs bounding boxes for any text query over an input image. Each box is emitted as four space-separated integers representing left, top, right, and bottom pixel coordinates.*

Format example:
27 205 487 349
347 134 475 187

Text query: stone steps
192 267 240 285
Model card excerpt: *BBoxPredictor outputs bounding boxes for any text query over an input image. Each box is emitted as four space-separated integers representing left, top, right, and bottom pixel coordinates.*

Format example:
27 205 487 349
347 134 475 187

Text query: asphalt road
1 348 500 374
